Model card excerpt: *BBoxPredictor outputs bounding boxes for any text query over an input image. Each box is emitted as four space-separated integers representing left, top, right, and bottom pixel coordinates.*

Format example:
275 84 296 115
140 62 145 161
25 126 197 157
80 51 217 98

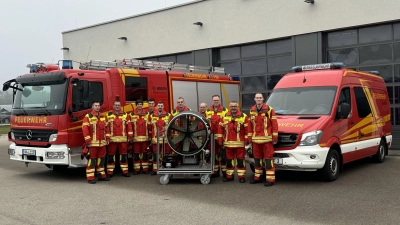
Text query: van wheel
373 139 386 163
320 149 340 182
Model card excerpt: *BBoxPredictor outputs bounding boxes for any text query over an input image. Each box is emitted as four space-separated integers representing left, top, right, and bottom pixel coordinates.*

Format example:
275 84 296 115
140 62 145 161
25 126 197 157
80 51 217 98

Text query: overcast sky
0 0 192 86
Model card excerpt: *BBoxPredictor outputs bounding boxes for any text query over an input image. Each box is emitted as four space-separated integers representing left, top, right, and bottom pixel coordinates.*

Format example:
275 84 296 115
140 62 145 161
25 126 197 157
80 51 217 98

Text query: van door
353 86 378 159
336 87 357 163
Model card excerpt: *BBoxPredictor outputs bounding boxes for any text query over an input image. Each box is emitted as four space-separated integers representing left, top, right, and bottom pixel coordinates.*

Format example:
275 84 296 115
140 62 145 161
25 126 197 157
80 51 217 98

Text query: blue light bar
30 65 37 73
291 62 346 72
61 60 73 69
231 76 240 81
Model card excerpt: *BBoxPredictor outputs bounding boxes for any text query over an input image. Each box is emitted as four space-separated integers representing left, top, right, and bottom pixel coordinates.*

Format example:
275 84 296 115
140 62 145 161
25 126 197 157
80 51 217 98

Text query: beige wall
62 0 400 62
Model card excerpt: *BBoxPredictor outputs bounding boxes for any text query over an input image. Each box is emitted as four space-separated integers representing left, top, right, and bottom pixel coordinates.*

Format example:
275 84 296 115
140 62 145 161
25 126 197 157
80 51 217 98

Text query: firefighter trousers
86 146 106 181
133 141 149 173
225 147 246 179
213 141 226 176
107 142 128 175
253 142 275 183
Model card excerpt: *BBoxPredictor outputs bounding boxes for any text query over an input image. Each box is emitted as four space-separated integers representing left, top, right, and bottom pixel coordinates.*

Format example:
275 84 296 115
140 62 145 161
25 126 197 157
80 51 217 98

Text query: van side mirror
339 103 350 119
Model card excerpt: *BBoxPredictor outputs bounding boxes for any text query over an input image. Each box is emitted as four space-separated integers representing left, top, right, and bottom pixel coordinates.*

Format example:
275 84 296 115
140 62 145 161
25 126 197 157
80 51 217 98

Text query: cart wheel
200 174 211 185
160 175 170 185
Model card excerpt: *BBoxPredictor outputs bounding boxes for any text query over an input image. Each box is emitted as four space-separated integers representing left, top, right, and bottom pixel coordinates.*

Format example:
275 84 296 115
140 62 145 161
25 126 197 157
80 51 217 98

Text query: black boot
264 181 274 187
239 178 246 183
88 180 96 184
223 177 234 182
98 175 110 181
250 179 262 184
211 173 220 178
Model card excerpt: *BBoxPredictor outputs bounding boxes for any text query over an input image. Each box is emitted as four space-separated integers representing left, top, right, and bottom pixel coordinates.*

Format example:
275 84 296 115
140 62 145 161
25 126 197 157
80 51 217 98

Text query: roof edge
62 0 205 34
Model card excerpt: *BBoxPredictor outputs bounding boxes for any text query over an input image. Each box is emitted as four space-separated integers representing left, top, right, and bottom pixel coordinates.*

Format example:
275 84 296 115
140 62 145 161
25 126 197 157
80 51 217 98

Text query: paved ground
1 137 400 225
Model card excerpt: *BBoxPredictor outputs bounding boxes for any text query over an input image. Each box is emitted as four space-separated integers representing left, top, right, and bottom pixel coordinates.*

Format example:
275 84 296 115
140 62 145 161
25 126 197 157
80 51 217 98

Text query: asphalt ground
1 137 400 225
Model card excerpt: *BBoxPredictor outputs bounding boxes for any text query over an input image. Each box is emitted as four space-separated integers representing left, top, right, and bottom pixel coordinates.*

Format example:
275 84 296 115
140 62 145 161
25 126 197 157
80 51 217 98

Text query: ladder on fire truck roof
79 59 226 75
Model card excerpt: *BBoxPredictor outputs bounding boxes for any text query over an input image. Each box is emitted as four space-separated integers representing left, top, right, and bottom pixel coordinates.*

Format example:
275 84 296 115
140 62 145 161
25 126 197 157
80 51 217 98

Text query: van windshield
267 86 337 115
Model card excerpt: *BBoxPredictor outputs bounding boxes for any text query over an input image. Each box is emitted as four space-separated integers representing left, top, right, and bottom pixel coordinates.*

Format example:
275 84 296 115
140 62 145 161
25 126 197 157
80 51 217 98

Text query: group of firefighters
81 93 278 187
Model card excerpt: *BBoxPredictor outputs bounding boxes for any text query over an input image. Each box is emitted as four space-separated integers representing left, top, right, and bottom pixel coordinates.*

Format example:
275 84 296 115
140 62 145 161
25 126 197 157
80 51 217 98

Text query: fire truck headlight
10 132 15 140
49 134 58 142
300 130 323 146
46 152 65 159
8 148 15 156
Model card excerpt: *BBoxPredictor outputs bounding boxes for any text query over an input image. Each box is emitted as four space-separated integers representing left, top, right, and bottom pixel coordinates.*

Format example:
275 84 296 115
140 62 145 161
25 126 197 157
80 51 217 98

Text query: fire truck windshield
12 81 68 116
267 86 337 115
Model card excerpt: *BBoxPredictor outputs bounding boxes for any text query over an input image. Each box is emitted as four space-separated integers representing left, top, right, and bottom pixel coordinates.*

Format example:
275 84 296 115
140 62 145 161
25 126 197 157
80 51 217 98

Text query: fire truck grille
274 133 298 148
274 153 290 158
11 129 57 142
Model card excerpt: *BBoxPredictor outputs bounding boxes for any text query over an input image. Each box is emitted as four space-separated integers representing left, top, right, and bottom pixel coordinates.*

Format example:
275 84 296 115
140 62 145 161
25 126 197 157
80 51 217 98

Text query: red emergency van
254 62 392 181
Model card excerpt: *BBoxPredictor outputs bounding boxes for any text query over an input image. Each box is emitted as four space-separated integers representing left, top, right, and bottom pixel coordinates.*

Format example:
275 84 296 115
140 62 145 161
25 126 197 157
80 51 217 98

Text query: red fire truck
3 59 240 170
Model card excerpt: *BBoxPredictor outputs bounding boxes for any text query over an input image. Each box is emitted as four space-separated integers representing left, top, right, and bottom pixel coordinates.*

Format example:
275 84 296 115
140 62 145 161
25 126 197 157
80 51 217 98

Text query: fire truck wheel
319 149 340 182
45 164 68 172
373 139 386 163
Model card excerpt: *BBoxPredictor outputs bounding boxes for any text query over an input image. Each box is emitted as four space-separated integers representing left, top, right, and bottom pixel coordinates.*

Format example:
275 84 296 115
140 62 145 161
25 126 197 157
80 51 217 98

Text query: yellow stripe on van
342 114 373 136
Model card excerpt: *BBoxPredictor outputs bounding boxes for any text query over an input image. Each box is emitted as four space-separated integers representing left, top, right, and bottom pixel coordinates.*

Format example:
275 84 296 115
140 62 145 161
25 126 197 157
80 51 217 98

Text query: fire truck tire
373 139 386 163
200 174 211 185
45 164 68 172
319 149 340 182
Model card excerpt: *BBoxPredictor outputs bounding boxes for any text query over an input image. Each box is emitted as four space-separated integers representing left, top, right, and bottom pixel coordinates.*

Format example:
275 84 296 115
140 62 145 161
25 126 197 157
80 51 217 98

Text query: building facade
62 0 400 148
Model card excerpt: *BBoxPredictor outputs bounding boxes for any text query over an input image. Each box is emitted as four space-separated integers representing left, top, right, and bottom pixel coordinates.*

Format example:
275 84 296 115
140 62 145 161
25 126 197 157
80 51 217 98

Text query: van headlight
300 130 323 146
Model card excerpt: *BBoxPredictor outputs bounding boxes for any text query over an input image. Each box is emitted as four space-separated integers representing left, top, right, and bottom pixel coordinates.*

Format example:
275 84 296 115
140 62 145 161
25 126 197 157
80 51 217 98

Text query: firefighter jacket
217 111 250 148
106 110 133 142
206 105 228 135
249 103 278 143
130 109 150 142
82 110 109 147
197 111 207 141
150 110 172 144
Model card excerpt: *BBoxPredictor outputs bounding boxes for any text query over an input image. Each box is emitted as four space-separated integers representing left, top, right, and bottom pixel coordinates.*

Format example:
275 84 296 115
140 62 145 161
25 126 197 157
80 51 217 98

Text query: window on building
220 46 240 61
241 76 266 92
267 39 292 55
359 24 392 44
327 29 358 48
268 55 292 72
359 44 393 65
125 77 148 102
354 87 372 118
241 43 266 58
328 48 359 66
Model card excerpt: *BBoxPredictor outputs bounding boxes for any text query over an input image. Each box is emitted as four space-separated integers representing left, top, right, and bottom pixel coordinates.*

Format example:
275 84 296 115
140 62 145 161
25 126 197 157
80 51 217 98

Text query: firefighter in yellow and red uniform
171 97 191 164
248 93 278 187
147 98 156 172
82 101 110 184
149 101 173 175
197 102 209 162
217 101 250 183
106 99 133 177
130 99 150 175
206 95 228 178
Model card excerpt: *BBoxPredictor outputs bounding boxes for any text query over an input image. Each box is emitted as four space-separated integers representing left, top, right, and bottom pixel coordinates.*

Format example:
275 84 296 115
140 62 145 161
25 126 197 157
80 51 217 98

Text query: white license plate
274 158 283 165
23 149 36 155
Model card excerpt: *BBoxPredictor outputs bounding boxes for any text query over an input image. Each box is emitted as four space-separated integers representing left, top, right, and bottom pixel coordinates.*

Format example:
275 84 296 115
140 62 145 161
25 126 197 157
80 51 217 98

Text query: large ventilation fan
166 111 211 156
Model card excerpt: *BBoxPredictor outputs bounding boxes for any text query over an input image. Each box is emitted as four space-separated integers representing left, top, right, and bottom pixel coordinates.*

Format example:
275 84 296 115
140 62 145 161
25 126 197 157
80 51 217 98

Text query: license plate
274 158 283 165
23 149 36 155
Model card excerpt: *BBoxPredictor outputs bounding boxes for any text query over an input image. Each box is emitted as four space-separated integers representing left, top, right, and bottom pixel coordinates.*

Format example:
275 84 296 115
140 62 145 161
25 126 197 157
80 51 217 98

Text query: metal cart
156 111 215 185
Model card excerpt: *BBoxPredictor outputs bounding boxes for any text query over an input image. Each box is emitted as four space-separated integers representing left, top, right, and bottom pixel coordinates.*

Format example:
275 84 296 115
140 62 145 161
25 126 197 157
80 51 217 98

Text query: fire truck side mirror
68 107 78 121
3 83 10 91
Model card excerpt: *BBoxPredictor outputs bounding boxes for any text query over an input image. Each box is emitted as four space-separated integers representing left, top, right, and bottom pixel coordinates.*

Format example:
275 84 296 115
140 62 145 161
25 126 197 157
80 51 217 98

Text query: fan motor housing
166 111 211 156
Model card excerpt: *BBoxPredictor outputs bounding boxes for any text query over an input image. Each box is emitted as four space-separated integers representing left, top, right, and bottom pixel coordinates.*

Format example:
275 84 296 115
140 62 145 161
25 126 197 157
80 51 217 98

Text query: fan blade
192 129 206 137
171 134 185 144
182 137 190 152
169 124 185 133
189 119 199 131
189 136 203 149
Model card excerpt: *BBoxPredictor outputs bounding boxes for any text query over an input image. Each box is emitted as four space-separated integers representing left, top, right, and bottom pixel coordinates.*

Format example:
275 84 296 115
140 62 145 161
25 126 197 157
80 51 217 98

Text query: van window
354 87 372 118
125 77 148 102
336 87 351 119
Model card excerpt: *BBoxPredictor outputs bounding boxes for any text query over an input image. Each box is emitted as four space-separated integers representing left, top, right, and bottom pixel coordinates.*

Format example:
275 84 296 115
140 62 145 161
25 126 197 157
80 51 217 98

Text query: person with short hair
106 100 133 177
82 101 110 184
248 93 278 187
